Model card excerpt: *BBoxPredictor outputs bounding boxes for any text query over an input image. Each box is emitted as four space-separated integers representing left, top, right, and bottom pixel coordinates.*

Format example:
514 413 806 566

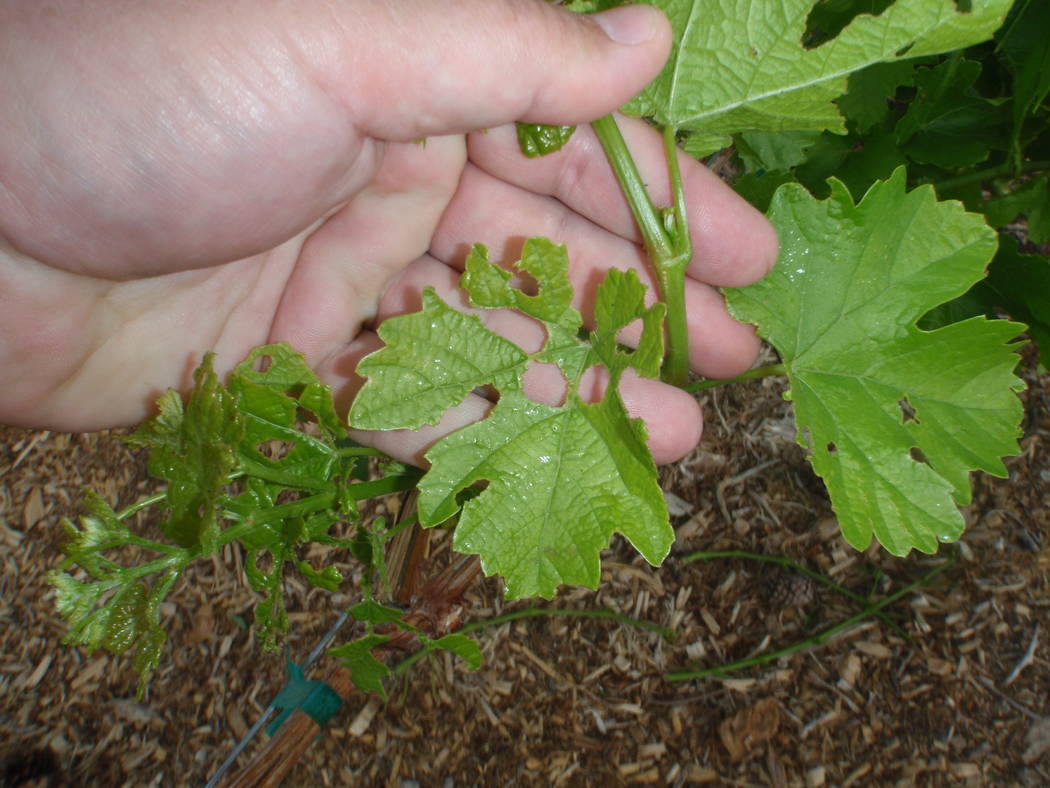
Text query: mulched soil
1 347 1047 788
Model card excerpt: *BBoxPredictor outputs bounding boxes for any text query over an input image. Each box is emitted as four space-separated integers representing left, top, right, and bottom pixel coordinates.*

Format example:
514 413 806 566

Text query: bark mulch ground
1 349 1047 787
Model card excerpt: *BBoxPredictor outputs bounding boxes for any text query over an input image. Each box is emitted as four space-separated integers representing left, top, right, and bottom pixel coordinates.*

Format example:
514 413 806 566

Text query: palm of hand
0 2 776 465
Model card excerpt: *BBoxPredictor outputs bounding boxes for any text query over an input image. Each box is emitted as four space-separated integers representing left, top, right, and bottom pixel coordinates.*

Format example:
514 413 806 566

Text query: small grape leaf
516 123 577 157
49 489 182 697
426 633 483 671
726 167 1026 555
349 600 408 627
329 633 392 699
735 130 825 173
624 0 1014 155
351 238 671 599
980 235 1050 368
125 354 243 551
895 58 1010 168
996 0 1050 165
983 174 1050 245
837 60 922 133
222 344 365 646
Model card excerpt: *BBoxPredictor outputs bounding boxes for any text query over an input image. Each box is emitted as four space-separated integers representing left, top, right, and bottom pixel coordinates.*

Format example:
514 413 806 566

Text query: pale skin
0 0 778 466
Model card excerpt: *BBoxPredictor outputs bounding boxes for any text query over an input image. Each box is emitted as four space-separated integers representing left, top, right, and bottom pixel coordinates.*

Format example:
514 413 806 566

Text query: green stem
391 645 431 677
346 470 423 502
388 604 675 680
684 363 787 393
658 125 693 387
591 115 692 386
456 604 676 642
116 492 167 521
933 159 1050 193
681 550 908 639
666 559 953 681
591 114 672 261
335 446 386 458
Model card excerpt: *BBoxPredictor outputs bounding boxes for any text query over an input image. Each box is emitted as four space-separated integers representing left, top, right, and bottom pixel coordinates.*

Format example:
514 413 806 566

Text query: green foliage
996 0 1050 167
50 345 419 694
49 489 177 695
352 239 671 599
723 1 1049 366
330 601 482 700
124 355 242 551
516 123 577 157
50 0 1046 709
726 169 1025 554
624 0 1013 155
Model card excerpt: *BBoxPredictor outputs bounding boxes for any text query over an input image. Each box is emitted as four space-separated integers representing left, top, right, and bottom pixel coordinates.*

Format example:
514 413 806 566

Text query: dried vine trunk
219 494 481 788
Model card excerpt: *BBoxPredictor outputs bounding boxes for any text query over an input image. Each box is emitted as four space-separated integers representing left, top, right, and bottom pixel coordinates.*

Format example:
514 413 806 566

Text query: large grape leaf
726 168 1026 555
351 239 672 599
625 0 1014 154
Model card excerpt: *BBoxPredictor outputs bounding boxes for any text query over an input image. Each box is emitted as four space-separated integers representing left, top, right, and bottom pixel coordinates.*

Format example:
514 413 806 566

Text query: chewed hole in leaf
455 481 488 509
253 354 272 373
898 398 920 424
510 268 540 298
254 549 274 576
910 446 931 466
471 384 499 404
256 439 295 461
826 441 838 455
803 0 893 49
616 318 644 351
522 361 569 408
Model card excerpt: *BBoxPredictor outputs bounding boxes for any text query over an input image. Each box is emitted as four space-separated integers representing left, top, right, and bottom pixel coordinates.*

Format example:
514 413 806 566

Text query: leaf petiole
591 115 693 386
684 363 787 393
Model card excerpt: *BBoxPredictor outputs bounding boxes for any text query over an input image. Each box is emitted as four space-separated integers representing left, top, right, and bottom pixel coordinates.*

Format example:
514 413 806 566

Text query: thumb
333 1 672 139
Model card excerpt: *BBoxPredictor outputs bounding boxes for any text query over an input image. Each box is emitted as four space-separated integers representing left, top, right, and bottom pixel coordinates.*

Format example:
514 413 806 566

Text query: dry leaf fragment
1023 717 1050 765
22 487 45 529
718 697 782 761
186 602 214 646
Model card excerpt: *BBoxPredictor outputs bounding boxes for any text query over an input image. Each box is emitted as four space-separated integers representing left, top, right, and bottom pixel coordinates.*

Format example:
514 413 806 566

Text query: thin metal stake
203 610 352 788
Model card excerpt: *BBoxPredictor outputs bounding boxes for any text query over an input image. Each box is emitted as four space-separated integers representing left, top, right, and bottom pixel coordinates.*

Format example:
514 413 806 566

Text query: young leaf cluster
50 346 420 695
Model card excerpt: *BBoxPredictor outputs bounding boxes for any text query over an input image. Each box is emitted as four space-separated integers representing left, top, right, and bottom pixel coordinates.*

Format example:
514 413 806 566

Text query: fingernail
592 6 660 45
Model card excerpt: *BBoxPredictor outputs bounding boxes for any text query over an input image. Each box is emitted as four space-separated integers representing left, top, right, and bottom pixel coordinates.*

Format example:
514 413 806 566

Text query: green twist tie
266 658 344 735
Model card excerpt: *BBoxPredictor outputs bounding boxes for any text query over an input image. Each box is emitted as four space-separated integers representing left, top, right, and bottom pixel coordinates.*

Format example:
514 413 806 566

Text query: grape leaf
976 234 1050 368
726 168 1026 555
624 0 1014 155
125 354 242 551
333 602 483 698
49 489 182 698
983 174 1050 245
837 60 921 133
996 0 1050 164
351 239 671 599
428 634 483 670
330 633 392 699
895 58 1010 168
735 130 824 173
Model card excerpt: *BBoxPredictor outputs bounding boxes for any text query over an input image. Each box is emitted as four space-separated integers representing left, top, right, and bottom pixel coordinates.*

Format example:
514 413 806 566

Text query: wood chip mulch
1 348 1047 787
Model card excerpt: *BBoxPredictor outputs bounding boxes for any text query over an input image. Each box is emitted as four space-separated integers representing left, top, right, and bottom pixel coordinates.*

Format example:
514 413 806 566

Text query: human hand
0 0 777 465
